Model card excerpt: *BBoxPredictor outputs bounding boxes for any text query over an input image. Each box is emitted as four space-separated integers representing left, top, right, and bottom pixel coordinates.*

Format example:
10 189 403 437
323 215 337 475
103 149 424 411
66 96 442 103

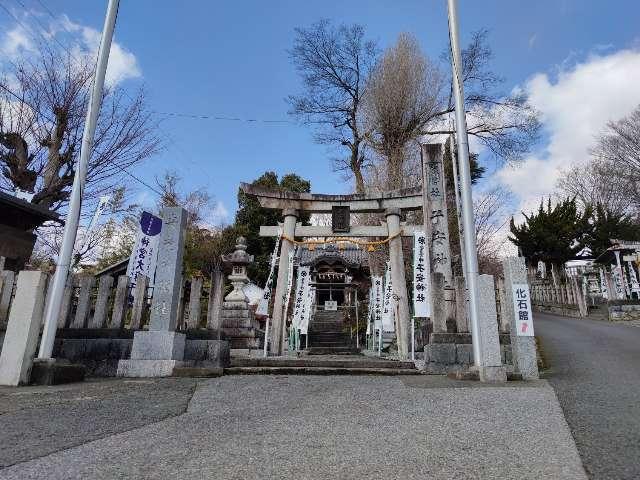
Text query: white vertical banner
256 229 282 316
78 194 111 253
366 287 373 335
611 264 625 299
599 268 608 299
126 211 163 289
281 249 296 324
382 262 395 333
413 231 430 317
628 261 640 294
512 283 534 336
372 276 383 331
292 266 310 328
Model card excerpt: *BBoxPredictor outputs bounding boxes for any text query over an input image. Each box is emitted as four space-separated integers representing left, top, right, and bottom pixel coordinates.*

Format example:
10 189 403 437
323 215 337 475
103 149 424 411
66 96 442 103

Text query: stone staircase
306 310 359 355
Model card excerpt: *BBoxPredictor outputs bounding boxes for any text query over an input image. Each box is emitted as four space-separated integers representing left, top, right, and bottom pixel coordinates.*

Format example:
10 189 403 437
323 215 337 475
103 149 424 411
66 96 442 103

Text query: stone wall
607 302 640 321
423 333 513 374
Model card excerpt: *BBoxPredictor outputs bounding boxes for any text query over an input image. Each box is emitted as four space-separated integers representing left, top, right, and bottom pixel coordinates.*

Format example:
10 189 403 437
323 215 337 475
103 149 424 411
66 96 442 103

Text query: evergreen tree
235 172 311 285
509 198 592 269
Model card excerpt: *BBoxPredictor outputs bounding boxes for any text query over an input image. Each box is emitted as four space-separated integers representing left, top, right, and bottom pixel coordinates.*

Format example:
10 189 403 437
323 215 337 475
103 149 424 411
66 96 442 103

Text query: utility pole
446 0 483 366
38 0 120 359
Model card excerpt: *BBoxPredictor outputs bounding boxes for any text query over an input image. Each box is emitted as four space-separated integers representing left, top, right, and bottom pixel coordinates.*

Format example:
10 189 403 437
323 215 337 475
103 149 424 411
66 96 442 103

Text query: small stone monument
219 237 261 349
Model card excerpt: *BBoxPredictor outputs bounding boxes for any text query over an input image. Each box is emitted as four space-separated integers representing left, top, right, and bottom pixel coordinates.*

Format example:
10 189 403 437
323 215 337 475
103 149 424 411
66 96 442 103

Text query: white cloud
209 201 230 226
0 11 141 87
498 48 640 218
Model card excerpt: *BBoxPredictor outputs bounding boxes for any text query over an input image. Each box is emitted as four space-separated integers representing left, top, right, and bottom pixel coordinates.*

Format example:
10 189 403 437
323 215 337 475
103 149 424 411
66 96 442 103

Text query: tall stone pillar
502 256 539 380
118 206 188 377
0 271 47 385
270 209 298 355
386 209 411 359
476 274 507 383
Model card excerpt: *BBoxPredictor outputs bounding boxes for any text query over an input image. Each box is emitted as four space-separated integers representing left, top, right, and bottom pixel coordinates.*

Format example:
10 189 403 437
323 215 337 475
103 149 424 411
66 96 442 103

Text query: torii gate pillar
270 209 298 355
386 208 411 359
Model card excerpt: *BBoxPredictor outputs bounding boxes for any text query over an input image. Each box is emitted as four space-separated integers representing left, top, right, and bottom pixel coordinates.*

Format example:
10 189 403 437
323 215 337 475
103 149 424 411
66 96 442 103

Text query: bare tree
556 159 638 216
0 45 160 212
364 33 443 190
287 20 378 193
594 105 640 170
424 29 540 162
474 185 512 266
155 171 212 228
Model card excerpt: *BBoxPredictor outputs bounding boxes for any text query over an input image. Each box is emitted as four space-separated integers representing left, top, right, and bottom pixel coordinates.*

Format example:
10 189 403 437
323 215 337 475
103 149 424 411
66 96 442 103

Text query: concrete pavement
0 375 585 479
535 312 640 480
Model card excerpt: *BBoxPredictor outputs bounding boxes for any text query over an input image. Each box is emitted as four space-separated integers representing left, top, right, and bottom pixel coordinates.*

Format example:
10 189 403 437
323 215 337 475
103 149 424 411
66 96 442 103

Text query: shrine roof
296 244 369 269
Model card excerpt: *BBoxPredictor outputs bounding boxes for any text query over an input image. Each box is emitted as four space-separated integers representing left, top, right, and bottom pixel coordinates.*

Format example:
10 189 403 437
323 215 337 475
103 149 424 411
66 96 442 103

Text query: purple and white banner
126 211 162 289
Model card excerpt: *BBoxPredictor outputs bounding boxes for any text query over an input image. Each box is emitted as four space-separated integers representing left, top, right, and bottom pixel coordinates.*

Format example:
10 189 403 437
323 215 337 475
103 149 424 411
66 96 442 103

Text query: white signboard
372 276 383 331
292 266 310 328
382 262 395 332
126 211 162 289
512 283 534 336
257 229 282 316
324 300 338 311
413 231 430 317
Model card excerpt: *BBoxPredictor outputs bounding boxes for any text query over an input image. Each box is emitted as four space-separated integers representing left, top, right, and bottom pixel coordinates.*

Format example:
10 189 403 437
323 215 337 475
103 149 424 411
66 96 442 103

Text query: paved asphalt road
0 375 584 479
535 312 640 480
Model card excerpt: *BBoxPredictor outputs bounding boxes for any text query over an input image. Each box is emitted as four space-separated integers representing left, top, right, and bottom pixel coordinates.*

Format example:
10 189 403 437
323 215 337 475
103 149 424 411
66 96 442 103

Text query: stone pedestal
220 301 261 349
117 331 188 377
0 271 47 386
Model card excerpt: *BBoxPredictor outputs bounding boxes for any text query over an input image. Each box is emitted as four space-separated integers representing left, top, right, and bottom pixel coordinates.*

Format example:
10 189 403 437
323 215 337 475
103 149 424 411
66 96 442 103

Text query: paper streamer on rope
300 286 315 335
382 262 395 333
256 228 282 316
292 266 310 328
372 276 383 331
413 231 430 317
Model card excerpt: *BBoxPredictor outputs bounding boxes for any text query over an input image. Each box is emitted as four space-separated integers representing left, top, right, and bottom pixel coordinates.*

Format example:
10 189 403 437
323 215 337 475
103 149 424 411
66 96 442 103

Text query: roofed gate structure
240 183 424 358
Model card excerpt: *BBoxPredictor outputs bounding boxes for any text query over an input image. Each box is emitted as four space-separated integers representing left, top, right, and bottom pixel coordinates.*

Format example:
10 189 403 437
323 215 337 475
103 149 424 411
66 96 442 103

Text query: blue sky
2 0 640 226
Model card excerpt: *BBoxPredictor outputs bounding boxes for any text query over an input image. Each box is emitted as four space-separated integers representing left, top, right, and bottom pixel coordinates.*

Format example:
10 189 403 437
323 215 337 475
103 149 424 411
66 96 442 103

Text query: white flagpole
447 0 483 367
39 0 120 359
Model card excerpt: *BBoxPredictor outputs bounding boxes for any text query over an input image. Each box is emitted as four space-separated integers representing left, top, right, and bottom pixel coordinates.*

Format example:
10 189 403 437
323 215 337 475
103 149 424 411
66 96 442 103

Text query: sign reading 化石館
512 283 534 336
126 211 163 289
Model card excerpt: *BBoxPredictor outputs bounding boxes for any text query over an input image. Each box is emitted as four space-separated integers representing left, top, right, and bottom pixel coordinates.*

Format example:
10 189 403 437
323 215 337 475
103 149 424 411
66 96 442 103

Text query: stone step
172 366 224 378
306 347 362 355
224 366 421 376
230 357 416 369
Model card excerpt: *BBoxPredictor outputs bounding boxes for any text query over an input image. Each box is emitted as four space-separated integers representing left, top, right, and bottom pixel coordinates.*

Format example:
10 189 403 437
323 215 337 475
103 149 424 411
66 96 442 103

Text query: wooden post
130 275 149 330
187 276 203 329
91 275 114 328
70 276 95 328
110 275 130 329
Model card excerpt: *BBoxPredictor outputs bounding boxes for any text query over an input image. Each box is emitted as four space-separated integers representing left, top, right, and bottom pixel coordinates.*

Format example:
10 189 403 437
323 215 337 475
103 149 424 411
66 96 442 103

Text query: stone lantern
219 237 260 349
221 236 254 305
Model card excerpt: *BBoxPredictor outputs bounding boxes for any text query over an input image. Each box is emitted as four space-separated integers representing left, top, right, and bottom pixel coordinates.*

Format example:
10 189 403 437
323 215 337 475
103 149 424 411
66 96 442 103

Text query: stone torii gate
241 183 424 358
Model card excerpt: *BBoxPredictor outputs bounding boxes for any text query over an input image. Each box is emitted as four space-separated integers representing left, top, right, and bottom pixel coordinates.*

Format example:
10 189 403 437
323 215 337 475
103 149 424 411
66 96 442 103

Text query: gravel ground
536 312 640 479
0 375 585 480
